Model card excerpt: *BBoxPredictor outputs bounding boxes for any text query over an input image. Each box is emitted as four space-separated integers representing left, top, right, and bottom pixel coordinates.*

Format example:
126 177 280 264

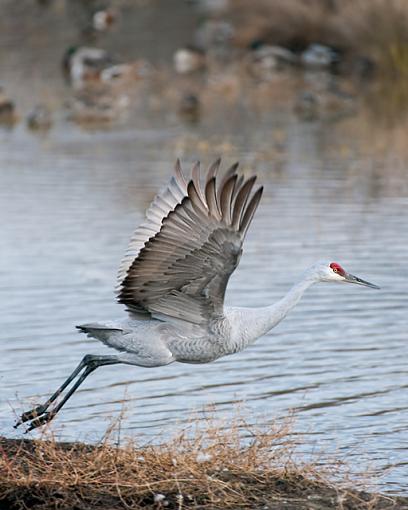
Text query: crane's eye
332 268 338 273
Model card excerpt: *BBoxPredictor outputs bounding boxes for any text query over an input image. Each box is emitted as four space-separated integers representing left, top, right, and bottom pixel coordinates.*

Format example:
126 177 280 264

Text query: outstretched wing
117 160 263 325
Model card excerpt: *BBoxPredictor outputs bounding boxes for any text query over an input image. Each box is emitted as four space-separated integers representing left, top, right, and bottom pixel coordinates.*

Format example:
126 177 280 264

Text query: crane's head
313 261 380 289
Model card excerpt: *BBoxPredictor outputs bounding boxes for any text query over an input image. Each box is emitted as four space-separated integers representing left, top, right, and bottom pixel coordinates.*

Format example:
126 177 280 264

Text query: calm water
1 0 408 496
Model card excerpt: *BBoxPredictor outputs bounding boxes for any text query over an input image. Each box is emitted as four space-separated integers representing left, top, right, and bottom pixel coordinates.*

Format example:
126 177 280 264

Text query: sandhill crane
15 159 379 432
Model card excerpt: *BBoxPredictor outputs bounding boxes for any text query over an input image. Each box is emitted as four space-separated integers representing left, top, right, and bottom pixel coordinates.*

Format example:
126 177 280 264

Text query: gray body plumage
78 315 228 366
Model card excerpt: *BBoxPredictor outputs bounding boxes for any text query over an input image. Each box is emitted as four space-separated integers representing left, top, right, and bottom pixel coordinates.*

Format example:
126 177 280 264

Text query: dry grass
333 0 408 78
230 0 335 50
228 0 408 77
1 412 406 510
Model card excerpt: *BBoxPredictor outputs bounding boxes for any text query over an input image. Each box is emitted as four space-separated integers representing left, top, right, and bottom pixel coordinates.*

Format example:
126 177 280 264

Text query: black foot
14 404 49 428
24 412 56 433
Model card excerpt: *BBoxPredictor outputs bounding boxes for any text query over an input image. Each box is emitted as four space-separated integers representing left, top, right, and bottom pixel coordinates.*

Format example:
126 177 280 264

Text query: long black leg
15 355 90 427
24 364 97 432
15 354 119 431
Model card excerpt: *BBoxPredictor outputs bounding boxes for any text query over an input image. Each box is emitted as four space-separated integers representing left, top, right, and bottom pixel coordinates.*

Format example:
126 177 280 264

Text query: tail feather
77 323 123 339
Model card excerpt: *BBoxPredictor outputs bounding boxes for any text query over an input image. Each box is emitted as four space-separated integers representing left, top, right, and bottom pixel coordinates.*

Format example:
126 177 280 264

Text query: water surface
0 0 408 496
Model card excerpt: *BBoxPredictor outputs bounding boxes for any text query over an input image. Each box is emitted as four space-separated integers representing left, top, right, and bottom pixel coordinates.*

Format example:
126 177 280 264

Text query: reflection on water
0 0 408 497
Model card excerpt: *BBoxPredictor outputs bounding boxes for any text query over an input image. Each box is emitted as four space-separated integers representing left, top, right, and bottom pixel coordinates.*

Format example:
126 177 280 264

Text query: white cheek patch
328 268 347 282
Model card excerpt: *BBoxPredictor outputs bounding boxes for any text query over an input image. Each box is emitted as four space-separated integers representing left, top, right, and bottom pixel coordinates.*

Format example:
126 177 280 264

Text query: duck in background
300 43 339 70
173 46 207 74
0 87 17 125
80 5 119 41
247 40 298 80
26 104 53 131
63 46 116 88
92 8 117 32
63 46 150 89
178 93 201 124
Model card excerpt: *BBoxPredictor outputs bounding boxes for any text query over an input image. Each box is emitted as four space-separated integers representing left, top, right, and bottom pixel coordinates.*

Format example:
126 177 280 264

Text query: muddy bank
1 435 407 510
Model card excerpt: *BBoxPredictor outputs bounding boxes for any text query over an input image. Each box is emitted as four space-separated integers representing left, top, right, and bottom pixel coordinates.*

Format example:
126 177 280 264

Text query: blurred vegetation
229 0 408 78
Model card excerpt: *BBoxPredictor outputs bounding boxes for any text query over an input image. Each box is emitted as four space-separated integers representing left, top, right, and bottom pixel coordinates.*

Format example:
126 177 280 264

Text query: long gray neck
229 275 316 351
263 276 315 330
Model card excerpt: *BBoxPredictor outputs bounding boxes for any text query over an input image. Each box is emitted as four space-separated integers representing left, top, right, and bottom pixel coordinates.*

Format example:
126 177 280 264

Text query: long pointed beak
344 273 380 289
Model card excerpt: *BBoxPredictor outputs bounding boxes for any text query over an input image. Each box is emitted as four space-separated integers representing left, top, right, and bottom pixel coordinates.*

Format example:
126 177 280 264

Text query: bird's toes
24 411 56 433
14 404 49 428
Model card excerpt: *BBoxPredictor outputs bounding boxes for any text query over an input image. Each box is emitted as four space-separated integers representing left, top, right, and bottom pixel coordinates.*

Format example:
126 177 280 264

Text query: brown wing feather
118 160 263 324
231 176 257 230
205 177 222 220
219 175 237 225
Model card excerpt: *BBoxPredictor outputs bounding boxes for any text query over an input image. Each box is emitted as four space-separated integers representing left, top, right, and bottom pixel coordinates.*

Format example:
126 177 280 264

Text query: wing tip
239 184 264 236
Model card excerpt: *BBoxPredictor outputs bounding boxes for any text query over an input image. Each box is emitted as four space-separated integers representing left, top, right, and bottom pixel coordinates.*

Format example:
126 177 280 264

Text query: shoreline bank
1 435 407 509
